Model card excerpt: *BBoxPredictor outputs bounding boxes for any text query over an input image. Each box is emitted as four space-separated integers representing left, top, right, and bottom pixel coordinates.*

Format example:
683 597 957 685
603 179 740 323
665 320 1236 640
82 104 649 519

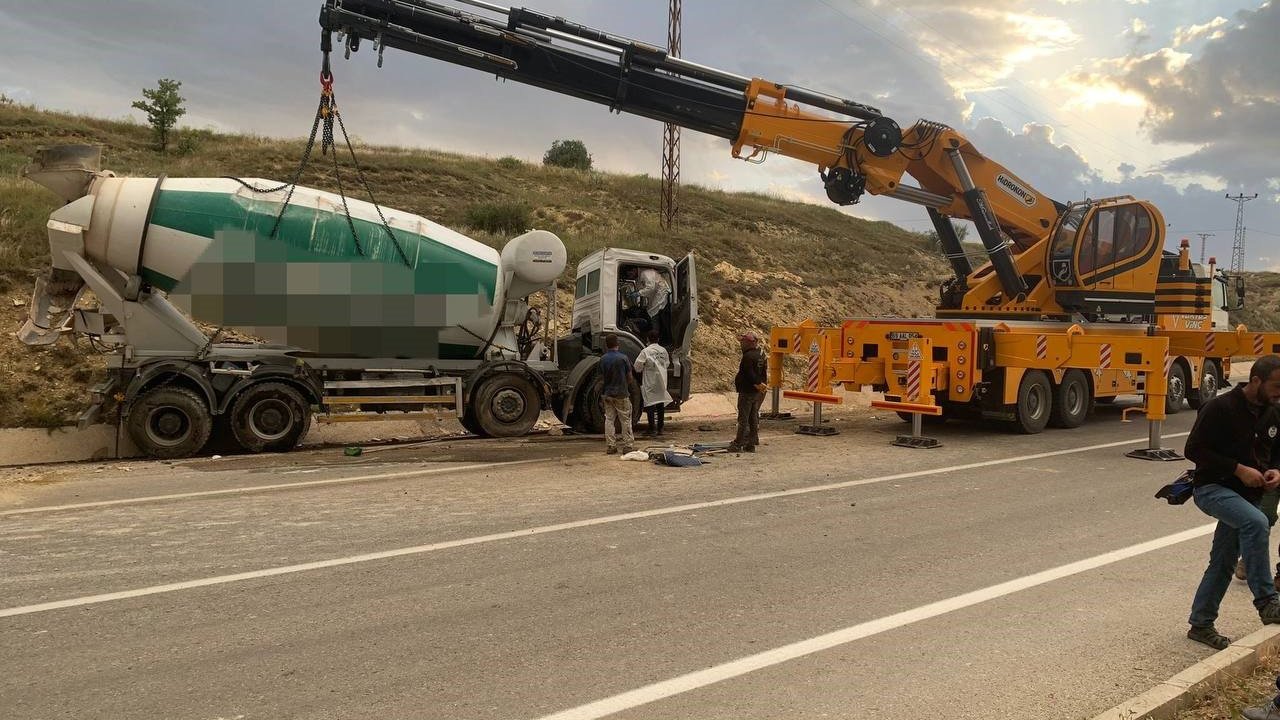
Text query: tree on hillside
542 139 592 171
132 78 186 152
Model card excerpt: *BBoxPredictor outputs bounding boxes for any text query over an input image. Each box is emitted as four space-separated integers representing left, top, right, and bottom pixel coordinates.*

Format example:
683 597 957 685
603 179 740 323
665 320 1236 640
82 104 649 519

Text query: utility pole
1226 193 1257 273
660 0 681 231
1195 232 1214 265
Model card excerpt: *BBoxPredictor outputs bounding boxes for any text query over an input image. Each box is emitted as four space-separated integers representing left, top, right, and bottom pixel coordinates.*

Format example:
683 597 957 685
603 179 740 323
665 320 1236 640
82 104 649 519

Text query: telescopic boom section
320 0 1062 296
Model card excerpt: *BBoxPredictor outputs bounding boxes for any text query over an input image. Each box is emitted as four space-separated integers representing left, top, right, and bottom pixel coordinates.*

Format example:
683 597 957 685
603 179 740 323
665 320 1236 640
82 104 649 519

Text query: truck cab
568 248 698 407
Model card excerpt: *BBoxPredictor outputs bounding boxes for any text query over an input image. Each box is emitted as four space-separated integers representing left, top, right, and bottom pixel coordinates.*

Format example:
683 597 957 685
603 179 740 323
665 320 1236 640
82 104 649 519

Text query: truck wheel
573 374 606 434
126 386 213 459
1012 370 1052 434
1049 369 1091 429
229 382 311 453
474 372 541 438
1188 360 1221 410
1165 362 1188 415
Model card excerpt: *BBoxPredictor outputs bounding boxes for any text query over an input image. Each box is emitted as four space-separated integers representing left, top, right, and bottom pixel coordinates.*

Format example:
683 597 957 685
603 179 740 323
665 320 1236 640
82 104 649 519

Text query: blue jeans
1189 483 1278 627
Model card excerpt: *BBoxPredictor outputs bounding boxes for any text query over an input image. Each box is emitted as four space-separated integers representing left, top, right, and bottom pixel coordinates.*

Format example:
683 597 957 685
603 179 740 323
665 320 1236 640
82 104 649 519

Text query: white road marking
531 523 1217 720
0 431 1189 619
0 460 544 517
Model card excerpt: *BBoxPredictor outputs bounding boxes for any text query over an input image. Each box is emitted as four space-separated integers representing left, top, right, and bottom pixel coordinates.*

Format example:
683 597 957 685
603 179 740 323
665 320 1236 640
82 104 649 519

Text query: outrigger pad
892 435 941 449
1126 448 1184 461
797 424 839 436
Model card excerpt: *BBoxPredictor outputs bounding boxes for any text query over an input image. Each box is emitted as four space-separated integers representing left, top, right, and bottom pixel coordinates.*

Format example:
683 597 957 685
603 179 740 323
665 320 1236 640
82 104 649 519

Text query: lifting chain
226 50 412 269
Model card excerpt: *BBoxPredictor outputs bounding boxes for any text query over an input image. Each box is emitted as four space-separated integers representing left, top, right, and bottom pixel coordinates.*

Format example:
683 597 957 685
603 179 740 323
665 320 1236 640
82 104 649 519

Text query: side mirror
1235 276 1247 310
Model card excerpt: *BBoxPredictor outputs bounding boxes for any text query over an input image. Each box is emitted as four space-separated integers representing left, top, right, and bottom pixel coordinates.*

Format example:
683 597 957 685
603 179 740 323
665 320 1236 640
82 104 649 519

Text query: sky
1 0 1278 270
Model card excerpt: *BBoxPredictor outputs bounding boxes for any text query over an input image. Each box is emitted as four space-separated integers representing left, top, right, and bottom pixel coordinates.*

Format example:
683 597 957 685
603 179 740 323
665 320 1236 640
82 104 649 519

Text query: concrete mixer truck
17 145 697 458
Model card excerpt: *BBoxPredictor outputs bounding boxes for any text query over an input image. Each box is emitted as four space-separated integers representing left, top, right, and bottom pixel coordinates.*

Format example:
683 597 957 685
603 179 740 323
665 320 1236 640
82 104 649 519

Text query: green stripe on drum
148 189 498 301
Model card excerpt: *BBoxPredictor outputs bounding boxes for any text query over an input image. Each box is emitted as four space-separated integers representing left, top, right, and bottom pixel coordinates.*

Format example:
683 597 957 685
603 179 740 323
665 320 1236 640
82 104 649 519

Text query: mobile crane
317 0 1274 440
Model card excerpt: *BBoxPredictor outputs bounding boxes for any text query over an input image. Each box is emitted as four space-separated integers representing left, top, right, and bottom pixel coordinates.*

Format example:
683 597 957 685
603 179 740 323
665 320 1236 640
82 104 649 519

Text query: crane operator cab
1047 197 1166 318
568 249 698 408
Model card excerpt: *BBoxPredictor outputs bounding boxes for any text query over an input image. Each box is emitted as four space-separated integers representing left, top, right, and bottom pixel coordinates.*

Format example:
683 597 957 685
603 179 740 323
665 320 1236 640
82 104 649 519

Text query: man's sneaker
1237 558 1249 581
1244 701 1280 720
1186 624 1231 650
621 445 634 454
605 447 618 455
727 444 743 453
1259 597 1280 624
743 445 756 453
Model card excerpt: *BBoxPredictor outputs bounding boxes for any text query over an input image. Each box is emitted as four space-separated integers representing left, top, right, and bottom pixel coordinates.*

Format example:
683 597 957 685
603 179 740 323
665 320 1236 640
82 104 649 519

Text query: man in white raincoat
625 266 672 345
633 329 672 437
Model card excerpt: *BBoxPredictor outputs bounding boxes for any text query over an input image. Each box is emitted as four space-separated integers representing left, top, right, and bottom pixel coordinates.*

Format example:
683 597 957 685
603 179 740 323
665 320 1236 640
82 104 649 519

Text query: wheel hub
248 399 293 441
492 388 527 423
147 407 192 447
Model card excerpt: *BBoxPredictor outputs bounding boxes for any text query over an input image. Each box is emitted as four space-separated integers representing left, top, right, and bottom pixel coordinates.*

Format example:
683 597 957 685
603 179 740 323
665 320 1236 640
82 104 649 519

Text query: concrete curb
1090 624 1280 720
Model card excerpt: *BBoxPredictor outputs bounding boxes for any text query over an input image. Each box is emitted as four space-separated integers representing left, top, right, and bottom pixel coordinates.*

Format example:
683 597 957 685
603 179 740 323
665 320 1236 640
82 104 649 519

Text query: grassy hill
0 102 948 427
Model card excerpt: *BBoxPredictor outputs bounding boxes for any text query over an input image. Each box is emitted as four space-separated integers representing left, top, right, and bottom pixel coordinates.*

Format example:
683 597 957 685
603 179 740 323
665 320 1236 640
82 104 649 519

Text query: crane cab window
1078 205 1152 276
1049 206 1087 284
575 269 600 299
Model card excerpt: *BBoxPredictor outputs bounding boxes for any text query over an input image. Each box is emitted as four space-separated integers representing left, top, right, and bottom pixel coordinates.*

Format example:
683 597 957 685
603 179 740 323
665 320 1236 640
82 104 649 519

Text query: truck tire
474 372 541 438
126 386 213 459
573 372 642 434
1049 369 1091 429
228 382 311 453
1188 360 1221 410
1165 362 1188 415
1012 370 1052 434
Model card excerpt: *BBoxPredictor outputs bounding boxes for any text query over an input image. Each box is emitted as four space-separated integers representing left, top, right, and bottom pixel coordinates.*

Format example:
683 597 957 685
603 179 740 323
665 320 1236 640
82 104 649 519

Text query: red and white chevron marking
1100 343 1112 369
792 333 802 352
1255 334 1265 356
907 357 921 401
806 343 820 392
1035 334 1048 360
1206 334 1216 355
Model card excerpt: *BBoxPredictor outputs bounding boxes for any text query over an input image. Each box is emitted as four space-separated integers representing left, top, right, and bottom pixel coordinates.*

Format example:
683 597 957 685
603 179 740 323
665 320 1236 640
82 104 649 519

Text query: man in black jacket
729 331 768 453
1185 355 1280 650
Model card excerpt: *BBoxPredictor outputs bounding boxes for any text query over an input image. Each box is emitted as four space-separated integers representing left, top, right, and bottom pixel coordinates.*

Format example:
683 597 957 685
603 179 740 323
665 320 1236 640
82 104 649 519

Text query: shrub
542 139 592 171
496 156 523 170
465 202 532 235
175 133 200 156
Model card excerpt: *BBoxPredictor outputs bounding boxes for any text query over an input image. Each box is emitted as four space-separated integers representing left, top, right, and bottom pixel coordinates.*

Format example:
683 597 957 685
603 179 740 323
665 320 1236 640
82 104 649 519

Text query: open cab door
669 253 698 404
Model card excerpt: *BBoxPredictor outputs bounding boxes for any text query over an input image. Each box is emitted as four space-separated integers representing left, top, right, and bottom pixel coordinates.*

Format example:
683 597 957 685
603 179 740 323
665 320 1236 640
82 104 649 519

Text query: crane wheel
1165 362 1189 415
1188 360 1221 410
1049 370 1091 429
229 382 311 453
126 386 213 459
1012 370 1052 434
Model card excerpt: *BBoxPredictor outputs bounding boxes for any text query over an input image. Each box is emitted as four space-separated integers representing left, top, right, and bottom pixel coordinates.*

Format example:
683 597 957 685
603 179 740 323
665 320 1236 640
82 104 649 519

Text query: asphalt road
0 405 1257 720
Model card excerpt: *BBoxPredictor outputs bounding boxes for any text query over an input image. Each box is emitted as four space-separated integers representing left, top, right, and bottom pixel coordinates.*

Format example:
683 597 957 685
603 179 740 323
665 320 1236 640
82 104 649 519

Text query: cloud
862 1 1078 94
1064 2 1280 188
1123 17 1150 44
1172 16 1229 47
